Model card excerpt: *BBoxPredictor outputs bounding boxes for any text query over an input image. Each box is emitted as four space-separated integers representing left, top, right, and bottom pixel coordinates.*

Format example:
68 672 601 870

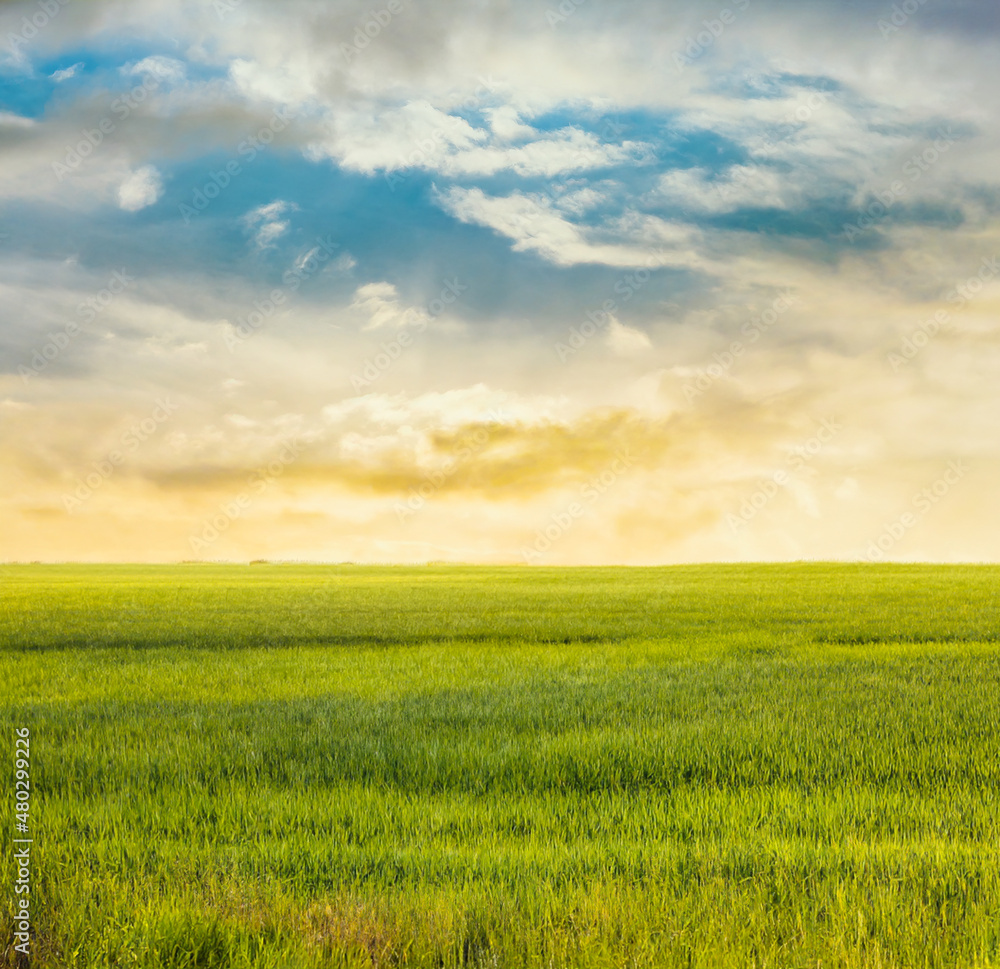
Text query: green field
2 563 1000 968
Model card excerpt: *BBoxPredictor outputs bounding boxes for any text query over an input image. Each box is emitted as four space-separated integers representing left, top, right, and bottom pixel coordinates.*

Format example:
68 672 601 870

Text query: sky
1 0 998 564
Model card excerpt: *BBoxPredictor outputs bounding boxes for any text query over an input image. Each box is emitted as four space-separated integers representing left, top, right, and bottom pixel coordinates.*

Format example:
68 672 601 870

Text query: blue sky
1 0 999 563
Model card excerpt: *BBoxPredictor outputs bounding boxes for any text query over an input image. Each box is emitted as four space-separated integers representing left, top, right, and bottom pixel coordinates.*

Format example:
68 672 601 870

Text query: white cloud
656 165 789 213
433 127 651 178
123 56 187 84
308 100 487 174
320 384 563 433
486 105 537 142
291 245 354 277
249 200 289 222
606 317 653 356
255 221 289 248
50 62 83 82
556 186 607 215
0 112 35 129
229 58 315 105
438 187 699 269
307 99 650 179
242 200 294 250
117 165 163 212
349 282 429 331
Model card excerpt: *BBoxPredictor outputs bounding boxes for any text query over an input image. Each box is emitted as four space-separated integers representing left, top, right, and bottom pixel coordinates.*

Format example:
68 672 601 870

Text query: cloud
606 317 652 356
426 127 652 179
486 105 536 142
242 200 294 249
306 100 488 174
4 358 993 564
117 165 163 212
123 55 187 84
0 112 35 129
2 0 1000 563
349 282 429 330
656 165 790 214
306 99 651 178
49 62 83 82
229 57 315 106
556 186 607 215
437 186 701 268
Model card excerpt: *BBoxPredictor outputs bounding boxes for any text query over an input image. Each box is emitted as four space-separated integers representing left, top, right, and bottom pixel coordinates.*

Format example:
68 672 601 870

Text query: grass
1 562 1000 968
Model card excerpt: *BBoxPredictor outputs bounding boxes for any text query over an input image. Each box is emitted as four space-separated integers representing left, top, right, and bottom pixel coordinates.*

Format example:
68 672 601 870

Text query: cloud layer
1 0 999 562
